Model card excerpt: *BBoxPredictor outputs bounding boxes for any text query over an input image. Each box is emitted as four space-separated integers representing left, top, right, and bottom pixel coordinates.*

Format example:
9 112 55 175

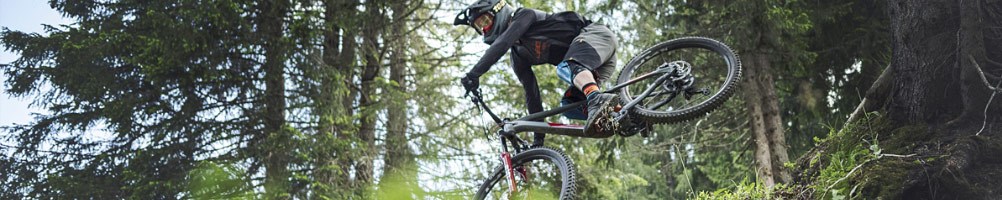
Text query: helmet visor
472 14 494 35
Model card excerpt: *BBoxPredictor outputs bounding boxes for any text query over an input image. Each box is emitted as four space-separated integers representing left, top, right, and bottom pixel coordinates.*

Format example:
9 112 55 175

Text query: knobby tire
474 147 577 200
616 37 742 124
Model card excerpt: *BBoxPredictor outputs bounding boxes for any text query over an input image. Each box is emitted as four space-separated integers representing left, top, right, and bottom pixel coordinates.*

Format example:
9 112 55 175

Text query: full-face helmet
453 0 515 44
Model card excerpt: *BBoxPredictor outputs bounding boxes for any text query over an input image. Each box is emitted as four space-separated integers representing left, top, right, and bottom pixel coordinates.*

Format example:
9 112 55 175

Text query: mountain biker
455 0 620 147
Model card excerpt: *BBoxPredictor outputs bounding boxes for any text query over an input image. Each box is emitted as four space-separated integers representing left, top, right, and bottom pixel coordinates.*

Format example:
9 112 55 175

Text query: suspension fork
498 136 518 194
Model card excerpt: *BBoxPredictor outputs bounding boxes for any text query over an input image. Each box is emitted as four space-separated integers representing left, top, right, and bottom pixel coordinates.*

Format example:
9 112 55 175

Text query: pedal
615 115 653 137
614 116 635 137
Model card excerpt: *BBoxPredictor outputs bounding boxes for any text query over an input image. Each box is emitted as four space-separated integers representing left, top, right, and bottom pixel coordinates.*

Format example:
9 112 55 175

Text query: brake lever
465 89 481 103
465 88 494 141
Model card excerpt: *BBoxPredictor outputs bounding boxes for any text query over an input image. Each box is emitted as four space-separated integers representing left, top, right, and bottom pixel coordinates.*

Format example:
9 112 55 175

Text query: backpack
514 9 593 64
522 10 592 48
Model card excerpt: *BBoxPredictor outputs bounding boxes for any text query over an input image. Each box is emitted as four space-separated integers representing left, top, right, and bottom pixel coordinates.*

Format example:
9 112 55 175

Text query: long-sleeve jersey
467 8 586 77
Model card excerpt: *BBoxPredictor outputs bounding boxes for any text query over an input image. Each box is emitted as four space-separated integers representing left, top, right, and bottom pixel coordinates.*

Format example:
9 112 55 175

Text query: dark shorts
561 24 618 99
565 23 618 83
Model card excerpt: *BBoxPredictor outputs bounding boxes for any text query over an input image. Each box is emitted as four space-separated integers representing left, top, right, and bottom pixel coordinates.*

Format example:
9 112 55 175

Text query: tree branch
968 55 1002 92
846 64 893 124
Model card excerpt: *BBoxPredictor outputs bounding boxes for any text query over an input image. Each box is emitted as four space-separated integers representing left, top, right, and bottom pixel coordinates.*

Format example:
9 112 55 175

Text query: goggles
472 14 494 35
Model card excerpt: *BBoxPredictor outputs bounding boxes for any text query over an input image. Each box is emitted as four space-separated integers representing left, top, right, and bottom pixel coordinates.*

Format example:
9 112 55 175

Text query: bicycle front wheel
474 147 577 200
616 37 742 124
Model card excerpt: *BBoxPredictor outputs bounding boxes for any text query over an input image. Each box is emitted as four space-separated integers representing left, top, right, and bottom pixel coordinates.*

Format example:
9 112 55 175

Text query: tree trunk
258 0 292 198
378 1 421 198
952 0 992 127
318 0 358 197
845 0 1002 198
354 0 384 197
759 55 793 185
887 0 1002 125
331 0 362 197
355 58 377 197
743 52 792 188
316 0 338 195
887 1 962 124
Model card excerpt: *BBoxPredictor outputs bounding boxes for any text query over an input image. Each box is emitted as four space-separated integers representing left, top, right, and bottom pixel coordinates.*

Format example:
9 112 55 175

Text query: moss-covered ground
698 111 1002 199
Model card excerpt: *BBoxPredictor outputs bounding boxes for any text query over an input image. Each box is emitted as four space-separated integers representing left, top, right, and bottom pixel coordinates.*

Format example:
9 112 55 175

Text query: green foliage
374 161 426 199
693 180 773 200
798 112 894 199
188 162 254 199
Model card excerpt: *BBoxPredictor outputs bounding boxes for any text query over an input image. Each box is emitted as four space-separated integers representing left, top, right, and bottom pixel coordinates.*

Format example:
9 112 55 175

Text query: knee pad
556 61 589 85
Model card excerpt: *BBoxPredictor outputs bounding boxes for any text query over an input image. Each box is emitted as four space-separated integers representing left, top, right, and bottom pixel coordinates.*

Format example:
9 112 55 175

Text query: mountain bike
466 37 742 199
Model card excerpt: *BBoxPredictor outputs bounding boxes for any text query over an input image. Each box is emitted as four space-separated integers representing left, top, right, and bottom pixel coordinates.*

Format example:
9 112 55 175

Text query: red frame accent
502 152 517 193
547 122 584 128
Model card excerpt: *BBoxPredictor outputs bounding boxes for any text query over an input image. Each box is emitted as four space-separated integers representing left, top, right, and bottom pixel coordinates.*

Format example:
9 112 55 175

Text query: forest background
2 0 1001 199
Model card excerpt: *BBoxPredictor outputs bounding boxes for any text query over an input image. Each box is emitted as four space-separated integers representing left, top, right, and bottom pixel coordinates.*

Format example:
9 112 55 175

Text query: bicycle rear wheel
616 37 742 124
474 147 577 200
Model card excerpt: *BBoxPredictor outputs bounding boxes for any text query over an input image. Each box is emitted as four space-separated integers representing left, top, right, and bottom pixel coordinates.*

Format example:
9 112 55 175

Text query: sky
0 0 73 127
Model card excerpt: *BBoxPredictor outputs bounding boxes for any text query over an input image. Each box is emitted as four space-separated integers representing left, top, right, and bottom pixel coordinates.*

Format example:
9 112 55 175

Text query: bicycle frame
467 60 682 196
469 37 742 198
468 61 680 139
